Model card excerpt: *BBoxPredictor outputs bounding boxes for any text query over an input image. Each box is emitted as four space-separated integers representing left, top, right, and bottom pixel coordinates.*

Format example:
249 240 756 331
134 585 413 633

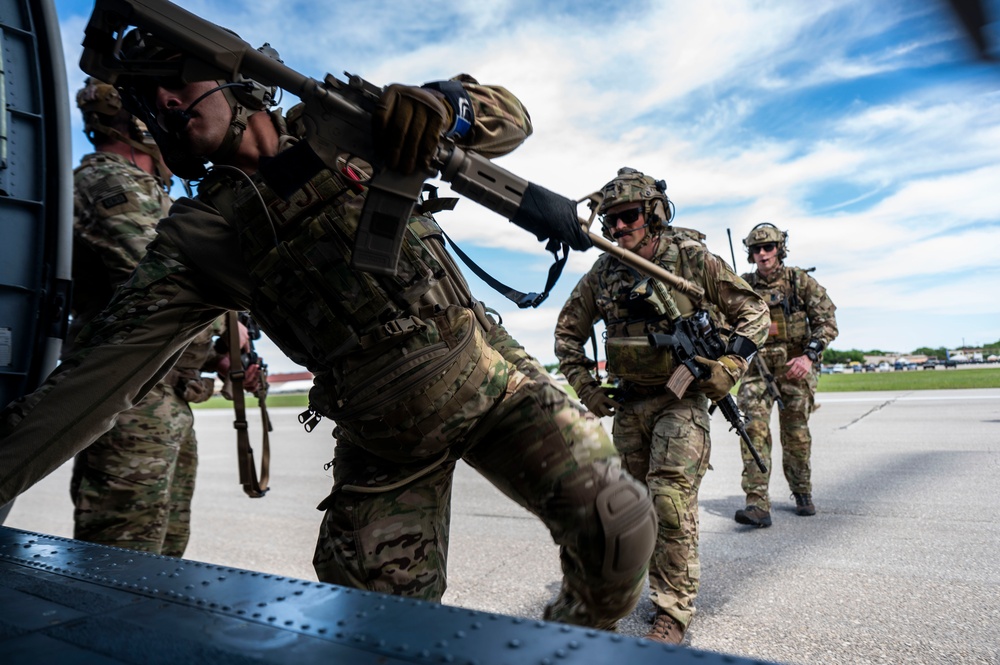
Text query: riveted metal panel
0 527 774 664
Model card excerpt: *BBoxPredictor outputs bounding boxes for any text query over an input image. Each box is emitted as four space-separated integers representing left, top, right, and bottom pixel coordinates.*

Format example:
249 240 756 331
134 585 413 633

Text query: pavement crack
839 394 905 430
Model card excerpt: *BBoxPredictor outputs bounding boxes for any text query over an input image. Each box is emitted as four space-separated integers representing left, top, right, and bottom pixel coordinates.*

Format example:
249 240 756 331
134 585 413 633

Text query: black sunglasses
604 208 643 227
751 243 777 254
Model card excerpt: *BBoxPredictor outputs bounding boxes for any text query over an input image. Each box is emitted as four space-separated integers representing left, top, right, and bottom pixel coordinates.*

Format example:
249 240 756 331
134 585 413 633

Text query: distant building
268 371 314 394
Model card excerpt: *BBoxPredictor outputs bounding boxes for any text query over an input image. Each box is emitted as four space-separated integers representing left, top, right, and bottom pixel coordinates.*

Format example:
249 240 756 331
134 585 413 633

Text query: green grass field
190 393 309 410
815 366 1000 392
191 367 1000 409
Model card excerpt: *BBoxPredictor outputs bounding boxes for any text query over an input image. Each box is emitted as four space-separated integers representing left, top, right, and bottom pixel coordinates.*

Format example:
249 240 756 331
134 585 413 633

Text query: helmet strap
207 92 252 166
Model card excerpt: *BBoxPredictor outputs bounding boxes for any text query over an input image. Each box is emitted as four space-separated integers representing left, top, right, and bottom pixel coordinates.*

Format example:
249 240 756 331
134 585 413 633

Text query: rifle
79 0 716 309
647 306 767 474
727 229 783 410
79 0 598 275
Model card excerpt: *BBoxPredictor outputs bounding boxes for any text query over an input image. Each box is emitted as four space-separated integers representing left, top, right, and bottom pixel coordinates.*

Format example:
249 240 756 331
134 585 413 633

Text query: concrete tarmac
6 388 1000 664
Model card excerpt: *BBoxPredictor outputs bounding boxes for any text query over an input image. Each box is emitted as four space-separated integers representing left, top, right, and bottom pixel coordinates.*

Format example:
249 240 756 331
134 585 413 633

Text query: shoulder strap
226 310 271 498
442 231 570 309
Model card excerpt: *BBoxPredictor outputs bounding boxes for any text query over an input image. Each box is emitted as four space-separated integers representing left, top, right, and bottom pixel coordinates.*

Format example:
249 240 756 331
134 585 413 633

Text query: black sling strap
418 185 570 309
442 231 570 309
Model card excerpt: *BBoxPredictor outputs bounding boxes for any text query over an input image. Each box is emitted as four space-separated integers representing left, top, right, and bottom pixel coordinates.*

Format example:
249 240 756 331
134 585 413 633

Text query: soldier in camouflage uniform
0 33 656 630
67 78 229 556
734 223 839 528
554 168 769 643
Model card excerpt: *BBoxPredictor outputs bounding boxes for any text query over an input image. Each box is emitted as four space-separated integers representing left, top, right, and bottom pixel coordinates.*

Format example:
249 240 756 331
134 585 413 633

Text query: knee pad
595 473 657 581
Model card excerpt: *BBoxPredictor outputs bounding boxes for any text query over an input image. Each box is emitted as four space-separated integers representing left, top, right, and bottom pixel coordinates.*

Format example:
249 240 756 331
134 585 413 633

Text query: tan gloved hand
577 383 619 417
694 355 747 402
372 84 452 174
180 377 215 404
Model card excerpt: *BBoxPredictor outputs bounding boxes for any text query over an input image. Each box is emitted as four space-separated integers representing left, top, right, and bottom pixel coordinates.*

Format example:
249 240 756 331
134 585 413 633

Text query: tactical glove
577 383 619 418
694 355 747 402
372 84 451 175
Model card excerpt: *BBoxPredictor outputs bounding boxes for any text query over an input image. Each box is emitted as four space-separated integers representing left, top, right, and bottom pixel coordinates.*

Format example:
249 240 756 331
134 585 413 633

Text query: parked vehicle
922 359 939 370
875 362 892 372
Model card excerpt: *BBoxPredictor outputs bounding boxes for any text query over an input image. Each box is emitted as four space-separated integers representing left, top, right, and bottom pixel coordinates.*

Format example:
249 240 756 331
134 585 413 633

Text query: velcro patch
100 193 129 209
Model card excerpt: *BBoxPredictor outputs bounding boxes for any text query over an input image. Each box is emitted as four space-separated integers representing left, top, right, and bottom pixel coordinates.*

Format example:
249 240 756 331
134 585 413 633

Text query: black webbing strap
442 231 569 309
226 311 270 498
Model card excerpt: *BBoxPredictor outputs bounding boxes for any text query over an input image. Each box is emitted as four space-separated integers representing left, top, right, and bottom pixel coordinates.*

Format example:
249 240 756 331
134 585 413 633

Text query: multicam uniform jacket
69 152 220 404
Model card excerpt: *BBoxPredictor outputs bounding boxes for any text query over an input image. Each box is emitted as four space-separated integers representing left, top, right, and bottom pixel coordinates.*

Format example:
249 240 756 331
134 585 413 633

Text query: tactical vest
746 267 810 350
598 234 697 385
199 162 505 462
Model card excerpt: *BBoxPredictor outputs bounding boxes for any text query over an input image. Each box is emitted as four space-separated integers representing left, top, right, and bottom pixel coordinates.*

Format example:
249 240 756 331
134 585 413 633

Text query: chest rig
596 236 697 385
747 267 809 349
199 154 505 462
200 160 446 361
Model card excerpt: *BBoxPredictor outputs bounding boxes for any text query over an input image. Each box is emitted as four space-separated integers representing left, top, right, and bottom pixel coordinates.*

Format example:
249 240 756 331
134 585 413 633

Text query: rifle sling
441 230 568 309
227 311 271 498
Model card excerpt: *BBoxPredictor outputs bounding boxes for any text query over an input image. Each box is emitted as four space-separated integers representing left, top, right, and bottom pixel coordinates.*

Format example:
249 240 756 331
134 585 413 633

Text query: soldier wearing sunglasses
554 168 768 644
735 223 839 528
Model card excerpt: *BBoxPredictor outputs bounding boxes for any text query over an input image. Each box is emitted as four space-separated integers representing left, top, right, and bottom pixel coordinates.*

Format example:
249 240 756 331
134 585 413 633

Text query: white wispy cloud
55 0 1000 369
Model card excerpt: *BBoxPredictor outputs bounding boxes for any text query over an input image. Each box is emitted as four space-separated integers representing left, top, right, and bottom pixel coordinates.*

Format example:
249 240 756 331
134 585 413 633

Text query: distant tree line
825 339 1000 363
543 339 1000 374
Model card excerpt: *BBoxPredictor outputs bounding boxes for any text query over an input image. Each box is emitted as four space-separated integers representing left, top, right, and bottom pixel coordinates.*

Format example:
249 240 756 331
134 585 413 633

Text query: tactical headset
743 222 788 262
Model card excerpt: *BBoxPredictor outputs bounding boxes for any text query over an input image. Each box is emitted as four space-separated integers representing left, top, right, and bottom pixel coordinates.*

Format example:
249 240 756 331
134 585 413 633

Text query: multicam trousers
611 391 711 628
312 368 651 631
736 349 818 511
70 383 198 556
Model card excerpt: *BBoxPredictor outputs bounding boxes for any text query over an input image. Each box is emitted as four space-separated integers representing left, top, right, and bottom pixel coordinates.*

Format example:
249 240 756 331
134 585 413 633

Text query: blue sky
54 0 1000 372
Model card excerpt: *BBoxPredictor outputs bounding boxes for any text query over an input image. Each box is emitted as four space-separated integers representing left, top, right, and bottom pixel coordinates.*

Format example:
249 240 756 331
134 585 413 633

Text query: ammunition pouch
766 304 787 342
605 336 675 386
786 309 809 344
312 305 507 463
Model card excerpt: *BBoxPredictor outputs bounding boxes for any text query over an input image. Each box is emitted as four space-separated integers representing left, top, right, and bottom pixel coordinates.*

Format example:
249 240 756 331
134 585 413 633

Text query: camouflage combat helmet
597 167 673 240
77 77 137 145
77 76 172 187
113 28 279 179
743 222 788 262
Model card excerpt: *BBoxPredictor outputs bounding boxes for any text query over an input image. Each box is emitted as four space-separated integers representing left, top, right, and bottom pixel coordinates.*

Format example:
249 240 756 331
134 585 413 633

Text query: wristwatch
804 339 823 362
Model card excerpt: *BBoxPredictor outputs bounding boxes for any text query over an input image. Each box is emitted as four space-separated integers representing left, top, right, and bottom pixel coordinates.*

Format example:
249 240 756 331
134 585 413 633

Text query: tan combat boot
793 492 816 516
645 611 685 644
